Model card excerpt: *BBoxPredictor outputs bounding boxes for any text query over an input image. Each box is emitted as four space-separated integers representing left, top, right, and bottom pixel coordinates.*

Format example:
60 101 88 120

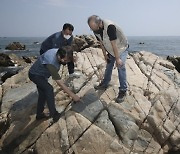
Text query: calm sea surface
0 36 180 57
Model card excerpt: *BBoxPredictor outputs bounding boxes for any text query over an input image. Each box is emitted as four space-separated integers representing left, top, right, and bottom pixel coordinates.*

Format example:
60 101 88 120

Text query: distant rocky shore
0 35 180 154
5 42 26 50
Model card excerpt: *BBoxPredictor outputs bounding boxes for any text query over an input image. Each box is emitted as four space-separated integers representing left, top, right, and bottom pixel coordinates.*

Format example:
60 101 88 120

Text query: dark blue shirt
40 31 73 54
29 49 61 79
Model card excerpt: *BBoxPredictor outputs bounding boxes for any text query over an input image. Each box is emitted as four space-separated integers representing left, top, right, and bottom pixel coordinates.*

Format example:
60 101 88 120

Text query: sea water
0 36 180 57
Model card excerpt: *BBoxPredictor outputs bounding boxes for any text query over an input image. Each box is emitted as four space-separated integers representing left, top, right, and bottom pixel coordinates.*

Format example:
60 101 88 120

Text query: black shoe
116 90 127 103
36 113 49 120
52 112 61 123
94 82 108 90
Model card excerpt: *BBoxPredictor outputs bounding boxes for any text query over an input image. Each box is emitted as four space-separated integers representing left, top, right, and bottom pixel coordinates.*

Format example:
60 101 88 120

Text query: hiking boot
116 90 127 103
36 113 49 120
94 82 108 90
52 111 61 123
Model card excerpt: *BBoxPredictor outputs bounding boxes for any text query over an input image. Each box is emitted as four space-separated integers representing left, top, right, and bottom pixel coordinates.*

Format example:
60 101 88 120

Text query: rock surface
0 45 179 154
167 55 180 73
0 53 15 67
0 53 34 84
72 35 100 52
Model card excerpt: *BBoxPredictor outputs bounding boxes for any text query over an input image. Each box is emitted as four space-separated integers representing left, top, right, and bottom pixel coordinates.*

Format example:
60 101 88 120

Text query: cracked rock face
0 46 179 154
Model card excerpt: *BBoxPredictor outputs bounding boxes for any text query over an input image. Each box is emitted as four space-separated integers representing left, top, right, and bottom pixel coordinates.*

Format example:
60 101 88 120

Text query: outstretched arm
55 80 80 102
46 64 80 102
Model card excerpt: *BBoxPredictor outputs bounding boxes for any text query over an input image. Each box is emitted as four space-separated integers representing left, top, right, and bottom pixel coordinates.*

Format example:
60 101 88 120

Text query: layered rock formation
72 35 100 52
167 56 180 73
0 42 179 153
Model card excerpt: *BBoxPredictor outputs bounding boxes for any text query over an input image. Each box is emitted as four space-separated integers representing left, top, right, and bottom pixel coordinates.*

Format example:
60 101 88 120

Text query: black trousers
28 72 57 117
67 61 74 74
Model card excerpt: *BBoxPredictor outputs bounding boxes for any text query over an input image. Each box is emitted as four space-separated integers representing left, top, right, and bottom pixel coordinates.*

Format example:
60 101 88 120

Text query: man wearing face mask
87 15 129 103
29 47 80 123
39 23 79 78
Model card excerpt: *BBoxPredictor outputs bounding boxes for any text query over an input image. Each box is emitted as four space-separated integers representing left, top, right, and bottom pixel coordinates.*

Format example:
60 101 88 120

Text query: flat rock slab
71 88 104 122
1 82 37 112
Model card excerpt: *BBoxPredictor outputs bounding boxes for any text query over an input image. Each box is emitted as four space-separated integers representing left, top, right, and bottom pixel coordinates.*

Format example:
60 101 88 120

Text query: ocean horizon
0 36 180 57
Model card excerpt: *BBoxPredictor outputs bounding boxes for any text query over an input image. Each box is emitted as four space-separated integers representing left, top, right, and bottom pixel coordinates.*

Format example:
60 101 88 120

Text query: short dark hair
57 46 73 60
63 23 74 31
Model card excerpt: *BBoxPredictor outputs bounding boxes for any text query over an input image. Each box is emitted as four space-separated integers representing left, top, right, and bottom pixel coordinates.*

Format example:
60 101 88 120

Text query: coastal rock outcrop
139 42 145 44
5 42 26 50
167 56 180 73
0 43 179 153
0 53 15 67
72 35 100 52
0 53 35 84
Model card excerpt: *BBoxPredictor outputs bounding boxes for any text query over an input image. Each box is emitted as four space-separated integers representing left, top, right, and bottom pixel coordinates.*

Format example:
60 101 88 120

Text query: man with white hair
87 15 129 103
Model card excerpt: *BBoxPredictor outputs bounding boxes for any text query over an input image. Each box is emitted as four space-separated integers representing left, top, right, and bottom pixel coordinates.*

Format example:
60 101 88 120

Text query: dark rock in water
0 53 15 67
33 41 40 45
22 56 32 63
167 55 180 73
139 42 145 44
5 42 26 50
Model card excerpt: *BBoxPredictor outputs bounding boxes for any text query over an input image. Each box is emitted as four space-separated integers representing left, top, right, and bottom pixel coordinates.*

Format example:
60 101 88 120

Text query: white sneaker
69 72 81 78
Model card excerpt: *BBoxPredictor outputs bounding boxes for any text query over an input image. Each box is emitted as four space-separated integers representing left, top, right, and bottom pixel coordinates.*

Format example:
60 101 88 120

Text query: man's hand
116 58 123 67
104 54 110 63
56 80 81 102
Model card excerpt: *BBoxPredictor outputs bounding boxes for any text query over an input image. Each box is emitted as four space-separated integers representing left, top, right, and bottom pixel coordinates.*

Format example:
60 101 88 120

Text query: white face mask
64 35 71 40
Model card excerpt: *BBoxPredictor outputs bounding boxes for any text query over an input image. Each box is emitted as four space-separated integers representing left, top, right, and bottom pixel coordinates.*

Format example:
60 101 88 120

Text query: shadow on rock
71 88 104 122
2 118 46 154
1 89 49 153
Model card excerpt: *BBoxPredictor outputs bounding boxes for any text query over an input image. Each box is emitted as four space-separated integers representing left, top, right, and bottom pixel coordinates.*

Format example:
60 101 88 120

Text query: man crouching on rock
28 47 80 122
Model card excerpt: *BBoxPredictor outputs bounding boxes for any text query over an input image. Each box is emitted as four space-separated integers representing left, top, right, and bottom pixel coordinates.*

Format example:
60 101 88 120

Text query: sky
0 0 180 37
